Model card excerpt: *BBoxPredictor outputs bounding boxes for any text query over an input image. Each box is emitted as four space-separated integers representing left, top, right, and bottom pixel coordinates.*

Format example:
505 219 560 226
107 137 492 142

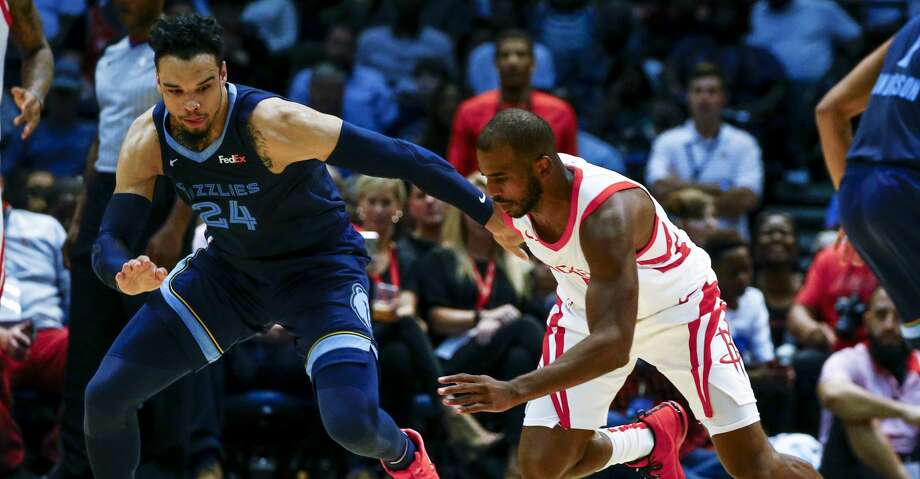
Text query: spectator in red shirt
789 245 878 352
448 29 577 176
788 243 878 436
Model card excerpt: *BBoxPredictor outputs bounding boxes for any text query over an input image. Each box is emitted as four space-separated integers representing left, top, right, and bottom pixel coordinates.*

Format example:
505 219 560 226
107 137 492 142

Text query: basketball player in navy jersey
816 17 920 350
85 14 521 479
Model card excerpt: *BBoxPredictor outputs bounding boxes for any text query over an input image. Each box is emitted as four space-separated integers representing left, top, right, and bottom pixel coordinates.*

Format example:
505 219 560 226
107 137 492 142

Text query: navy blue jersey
153 83 364 262
849 16 920 163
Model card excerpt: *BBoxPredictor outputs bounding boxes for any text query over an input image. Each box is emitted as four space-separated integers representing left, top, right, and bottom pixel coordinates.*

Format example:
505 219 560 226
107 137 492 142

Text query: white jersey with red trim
505 154 714 333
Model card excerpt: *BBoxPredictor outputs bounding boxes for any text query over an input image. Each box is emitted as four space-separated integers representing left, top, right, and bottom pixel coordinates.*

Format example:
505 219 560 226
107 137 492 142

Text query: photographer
818 287 920 479
788 243 879 435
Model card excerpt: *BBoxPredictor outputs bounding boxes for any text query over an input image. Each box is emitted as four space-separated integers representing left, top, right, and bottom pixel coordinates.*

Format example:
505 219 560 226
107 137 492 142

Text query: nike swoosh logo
170 159 178 167
478 191 487 203
678 287 699 305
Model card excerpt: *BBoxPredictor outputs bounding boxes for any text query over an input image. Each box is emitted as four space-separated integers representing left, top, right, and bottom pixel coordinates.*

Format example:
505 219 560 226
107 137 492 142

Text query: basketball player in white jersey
439 109 820 479
0 0 53 320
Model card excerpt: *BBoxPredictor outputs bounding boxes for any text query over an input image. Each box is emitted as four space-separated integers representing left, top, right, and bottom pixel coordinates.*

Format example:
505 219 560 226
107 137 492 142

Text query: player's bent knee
84 357 134 437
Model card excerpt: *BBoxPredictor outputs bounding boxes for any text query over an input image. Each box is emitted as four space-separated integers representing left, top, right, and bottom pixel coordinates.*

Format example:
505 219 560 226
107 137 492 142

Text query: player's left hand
485 208 528 261
11 86 42 140
438 373 522 414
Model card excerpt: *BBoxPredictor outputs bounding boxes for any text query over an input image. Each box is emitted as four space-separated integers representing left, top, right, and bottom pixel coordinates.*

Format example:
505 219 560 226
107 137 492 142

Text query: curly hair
150 13 224 67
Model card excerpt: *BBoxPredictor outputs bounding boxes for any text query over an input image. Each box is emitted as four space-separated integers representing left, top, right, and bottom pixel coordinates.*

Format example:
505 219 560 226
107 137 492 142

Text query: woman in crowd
353 176 500 457
414 174 544 475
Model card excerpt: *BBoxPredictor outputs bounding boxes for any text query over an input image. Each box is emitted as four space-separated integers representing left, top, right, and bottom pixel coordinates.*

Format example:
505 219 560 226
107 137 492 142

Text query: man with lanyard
646 62 763 239
0 0 53 334
816 16 920 349
56 1 221 478
448 29 577 177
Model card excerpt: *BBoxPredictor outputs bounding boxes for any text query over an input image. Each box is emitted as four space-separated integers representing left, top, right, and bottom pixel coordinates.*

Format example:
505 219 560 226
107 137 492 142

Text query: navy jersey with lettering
849 16 920 163
152 83 364 263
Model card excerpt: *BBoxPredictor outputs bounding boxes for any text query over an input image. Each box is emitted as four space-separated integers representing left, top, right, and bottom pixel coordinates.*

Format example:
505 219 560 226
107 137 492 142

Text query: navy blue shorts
157 246 375 378
839 161 920 323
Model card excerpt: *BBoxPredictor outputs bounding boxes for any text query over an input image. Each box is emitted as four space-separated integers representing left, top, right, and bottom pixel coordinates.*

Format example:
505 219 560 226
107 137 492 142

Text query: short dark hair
688 62 724 89
495 29 534 58
476 108 556 161
703 229 747 264
150 14 224 68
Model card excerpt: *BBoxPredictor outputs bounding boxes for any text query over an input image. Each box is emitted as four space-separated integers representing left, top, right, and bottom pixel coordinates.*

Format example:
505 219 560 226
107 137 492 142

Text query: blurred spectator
449 29 577 176
34 0 87 45
2 57 95 179
664 0 791 175
0 204 69 478
465 34 555 95
646 63 763 239
788 243 878 437
298 63 346 119
354 177 500 455
577 130 625 173
240 0 298 55
789 245 878 352
747 0 861 86
705 229 795 434
752 211 803 347
661 188 719 247
415 174 543 473
21 171 82 233
530 0 598 96
746 0 861 175
411 81 462 156
705 230 774 367
818 287 920 479
288 24 398 133
398 184 446 268
395 57 453 141
354 0 454 95
591 62 659 164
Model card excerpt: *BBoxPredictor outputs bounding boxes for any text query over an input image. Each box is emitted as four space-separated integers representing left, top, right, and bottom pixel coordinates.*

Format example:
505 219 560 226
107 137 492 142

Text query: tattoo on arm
246 123 273 170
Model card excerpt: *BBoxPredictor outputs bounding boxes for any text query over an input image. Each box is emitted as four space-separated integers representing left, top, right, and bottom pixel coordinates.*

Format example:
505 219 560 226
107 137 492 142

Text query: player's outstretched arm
9 0 52 140
439 191 653 413
816 38 892 189
92 111 167 295
247 98 525 257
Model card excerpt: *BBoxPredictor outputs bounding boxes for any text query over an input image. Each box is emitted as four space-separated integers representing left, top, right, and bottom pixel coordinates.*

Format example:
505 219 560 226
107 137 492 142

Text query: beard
504 175 542 218
174 123 211 152
868 334 912 384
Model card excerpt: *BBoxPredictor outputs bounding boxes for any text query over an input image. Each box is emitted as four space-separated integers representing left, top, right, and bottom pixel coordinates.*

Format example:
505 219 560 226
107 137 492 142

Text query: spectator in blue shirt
288 23 398 133
354 0 454 95
2 57 95 179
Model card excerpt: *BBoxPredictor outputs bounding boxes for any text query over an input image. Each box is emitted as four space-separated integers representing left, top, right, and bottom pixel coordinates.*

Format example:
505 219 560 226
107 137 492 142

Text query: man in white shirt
646 63 763 238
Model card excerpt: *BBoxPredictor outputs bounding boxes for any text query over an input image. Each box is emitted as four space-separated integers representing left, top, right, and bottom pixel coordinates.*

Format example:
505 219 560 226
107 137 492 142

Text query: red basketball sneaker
625 401 689 479
380 429 439 479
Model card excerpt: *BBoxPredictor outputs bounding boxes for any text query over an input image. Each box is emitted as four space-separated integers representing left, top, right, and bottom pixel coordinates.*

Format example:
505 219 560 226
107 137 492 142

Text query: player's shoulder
125 106 159 145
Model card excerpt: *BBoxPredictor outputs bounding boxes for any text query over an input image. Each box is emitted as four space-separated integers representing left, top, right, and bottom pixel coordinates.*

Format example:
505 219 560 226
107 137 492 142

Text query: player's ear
532 154 552 178
220 61 228 86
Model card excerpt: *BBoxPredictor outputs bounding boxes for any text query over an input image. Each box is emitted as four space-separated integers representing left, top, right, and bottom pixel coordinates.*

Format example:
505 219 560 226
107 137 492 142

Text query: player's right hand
115 255 168 296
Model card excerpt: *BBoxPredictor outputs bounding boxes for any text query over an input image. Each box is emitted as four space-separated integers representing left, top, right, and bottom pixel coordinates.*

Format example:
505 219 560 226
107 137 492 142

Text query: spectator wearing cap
2 57 95 178
818 287 920 479
449 29 577 177
646 63 763 239
288 23 397 133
